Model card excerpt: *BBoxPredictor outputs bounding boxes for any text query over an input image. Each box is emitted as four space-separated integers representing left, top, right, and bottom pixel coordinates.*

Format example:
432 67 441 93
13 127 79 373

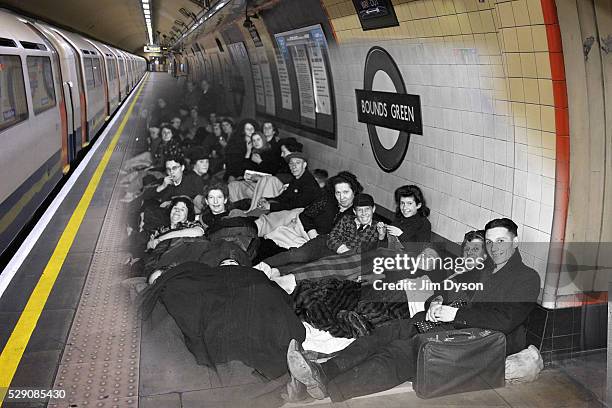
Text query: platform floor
0 72 606 408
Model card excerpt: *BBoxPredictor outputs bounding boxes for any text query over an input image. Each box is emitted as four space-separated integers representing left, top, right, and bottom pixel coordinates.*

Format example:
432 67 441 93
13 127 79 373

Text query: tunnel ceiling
1 0 147 54
1 0 275 55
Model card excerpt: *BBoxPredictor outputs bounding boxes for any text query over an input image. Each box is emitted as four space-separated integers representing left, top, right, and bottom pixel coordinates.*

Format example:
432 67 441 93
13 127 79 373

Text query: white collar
355 218 372 228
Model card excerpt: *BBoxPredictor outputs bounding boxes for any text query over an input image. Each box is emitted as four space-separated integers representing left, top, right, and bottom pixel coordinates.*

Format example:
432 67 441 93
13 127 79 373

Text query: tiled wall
527 303 608 365
183 0 610 307
292 0 561 288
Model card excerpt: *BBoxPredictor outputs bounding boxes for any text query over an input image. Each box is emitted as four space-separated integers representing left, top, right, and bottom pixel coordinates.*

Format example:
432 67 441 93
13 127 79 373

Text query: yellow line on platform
0 76 146 405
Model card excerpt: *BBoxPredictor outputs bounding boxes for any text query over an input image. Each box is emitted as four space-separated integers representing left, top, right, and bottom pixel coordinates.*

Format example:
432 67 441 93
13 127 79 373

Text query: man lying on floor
140 243 305 381
285 217 541 402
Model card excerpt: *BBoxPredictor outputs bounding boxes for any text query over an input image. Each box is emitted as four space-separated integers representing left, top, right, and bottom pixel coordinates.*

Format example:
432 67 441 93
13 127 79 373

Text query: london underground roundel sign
356 47 422 172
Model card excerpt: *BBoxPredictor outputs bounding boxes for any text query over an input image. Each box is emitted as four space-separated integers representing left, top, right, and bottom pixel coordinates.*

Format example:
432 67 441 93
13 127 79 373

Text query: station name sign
355 89 422 134
144 45 161 53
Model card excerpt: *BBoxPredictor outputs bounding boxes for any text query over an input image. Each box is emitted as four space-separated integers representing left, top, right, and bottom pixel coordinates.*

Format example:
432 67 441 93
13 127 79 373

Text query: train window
26 56 57 114
0 55 28 131
84 57 95 89
92 57 102 85
20 41 47 51
0 38 17 47
108 58 117 80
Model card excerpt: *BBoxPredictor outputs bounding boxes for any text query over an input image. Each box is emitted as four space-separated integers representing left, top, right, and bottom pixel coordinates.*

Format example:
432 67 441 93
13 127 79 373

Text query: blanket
292 276 415 338
285 248 396 282
249 176 285 211
228 179 256 202
293 278 362 338
140 262 305 380
255 208 310 249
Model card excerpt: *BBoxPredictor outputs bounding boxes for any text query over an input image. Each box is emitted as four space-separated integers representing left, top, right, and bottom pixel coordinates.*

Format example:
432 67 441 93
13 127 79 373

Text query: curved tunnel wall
180 0 610 309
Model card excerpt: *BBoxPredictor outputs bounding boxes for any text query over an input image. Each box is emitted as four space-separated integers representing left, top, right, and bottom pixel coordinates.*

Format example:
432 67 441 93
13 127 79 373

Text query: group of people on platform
122 81 541 405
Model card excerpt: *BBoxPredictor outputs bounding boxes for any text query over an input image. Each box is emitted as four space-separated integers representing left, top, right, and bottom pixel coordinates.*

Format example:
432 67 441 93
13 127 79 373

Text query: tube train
0 8 146 257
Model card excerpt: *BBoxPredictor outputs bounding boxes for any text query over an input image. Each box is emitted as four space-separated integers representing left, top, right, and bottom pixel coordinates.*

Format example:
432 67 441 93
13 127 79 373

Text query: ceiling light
143 4 150 10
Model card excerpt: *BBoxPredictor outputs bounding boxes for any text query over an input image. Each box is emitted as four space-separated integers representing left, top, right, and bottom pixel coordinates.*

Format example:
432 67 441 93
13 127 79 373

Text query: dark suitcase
414 328 506 399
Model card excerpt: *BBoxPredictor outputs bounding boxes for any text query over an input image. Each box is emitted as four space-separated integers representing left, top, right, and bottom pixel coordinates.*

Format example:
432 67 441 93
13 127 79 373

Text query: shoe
281 374 312 403
286 339 327 400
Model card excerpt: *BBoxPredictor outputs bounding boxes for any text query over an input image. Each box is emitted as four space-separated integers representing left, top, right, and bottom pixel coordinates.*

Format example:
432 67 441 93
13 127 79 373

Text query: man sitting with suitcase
286 217 541 402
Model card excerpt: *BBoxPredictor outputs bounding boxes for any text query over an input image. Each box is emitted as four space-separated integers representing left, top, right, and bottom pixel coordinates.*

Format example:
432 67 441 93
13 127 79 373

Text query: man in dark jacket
256 152 321 212
285 217 540 402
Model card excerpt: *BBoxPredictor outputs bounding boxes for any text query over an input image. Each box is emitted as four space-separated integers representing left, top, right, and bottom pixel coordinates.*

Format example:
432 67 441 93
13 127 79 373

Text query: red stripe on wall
541 0 570 303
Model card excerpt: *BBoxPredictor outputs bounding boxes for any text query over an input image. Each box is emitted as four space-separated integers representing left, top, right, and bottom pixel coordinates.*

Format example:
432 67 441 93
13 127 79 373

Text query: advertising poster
258 47 276 115
273 46 292 110
291 45 316 122
250 59 265 108
307 41 332 115
228 42 248 63
275 24 333 124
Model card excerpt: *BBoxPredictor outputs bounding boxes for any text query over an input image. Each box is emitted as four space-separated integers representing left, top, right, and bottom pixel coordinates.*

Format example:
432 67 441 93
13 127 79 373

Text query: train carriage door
117 54 127 97
23 21 72 170
91 53 108 117
62 81 76 163
47 49 70 170
51 29 88 146
71 50 86 148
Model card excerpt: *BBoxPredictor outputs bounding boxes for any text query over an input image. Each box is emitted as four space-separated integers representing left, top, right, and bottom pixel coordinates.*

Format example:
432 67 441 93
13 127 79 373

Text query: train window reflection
92 57 102 86
0 54 28 131
109 59 117 80
27 56 57 115
84 57 94 89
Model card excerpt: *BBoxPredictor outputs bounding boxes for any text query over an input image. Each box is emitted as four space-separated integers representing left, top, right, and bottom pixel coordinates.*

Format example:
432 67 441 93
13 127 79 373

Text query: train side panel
0 10 63 253
53 29 106 142
35 22 86 163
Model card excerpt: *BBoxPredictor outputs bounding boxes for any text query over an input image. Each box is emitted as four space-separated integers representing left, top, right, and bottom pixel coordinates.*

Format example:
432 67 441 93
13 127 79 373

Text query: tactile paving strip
48 87 148 408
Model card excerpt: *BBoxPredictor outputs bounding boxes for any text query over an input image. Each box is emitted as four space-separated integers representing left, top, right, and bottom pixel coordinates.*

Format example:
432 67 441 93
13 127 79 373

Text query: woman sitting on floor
223 118 259 181
198 182 260 260
120 126 183 203
258 171 363 266
244 131 283 175
227 131 284 204
267 186 434 291
380 184 432 253
141 196 206 276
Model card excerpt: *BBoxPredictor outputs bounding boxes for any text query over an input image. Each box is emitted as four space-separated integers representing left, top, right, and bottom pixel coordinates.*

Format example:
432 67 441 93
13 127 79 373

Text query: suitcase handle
443 331 475 341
